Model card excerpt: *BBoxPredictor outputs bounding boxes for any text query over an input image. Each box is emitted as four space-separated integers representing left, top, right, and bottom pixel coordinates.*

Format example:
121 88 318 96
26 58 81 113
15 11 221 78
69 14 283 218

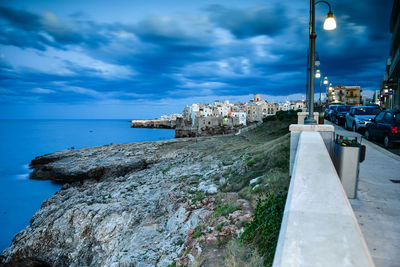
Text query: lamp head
323 11 336 30
315 55 320 67
323 77 328 85
315 69 321 78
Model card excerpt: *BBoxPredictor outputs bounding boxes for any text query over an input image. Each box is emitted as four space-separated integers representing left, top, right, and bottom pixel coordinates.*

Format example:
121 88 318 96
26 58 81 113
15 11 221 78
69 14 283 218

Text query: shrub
275 110 300 121
241 191 287 266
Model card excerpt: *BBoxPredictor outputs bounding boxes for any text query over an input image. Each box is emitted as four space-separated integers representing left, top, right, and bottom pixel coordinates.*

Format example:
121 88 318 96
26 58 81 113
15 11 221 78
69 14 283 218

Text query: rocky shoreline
1 120 291 266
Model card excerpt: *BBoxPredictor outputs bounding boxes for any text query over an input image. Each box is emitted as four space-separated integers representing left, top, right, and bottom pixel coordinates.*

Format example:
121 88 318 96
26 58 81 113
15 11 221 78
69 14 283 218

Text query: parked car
364 110 400 148
345 106 381 132
366 104 380 109
324 103 344 120
331 105 352 125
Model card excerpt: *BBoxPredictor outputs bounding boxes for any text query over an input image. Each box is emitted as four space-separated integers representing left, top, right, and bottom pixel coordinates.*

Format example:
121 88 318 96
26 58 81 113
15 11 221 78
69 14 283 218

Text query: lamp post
323 76 328 103
305 0 336 124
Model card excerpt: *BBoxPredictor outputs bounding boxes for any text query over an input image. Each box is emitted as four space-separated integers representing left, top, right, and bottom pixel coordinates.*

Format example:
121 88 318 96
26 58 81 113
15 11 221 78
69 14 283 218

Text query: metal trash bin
332 130 366 199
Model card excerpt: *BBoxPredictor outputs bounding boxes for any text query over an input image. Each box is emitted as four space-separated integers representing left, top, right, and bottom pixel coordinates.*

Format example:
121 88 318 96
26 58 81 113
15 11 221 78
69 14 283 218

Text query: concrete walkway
326 121 400 267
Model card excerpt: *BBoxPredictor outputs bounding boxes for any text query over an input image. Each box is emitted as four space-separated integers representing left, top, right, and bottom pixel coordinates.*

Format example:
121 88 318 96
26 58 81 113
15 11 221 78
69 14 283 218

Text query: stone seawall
131 119 176 129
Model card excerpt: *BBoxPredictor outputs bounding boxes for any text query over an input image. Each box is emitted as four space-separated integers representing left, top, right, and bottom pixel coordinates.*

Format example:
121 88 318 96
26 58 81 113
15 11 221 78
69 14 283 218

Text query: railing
273 127 374 267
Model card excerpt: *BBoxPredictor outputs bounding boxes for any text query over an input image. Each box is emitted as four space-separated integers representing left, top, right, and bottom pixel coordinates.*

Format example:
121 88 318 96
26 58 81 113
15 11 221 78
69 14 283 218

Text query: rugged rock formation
1 120 291 267
131 119 176 129
1 137 253 267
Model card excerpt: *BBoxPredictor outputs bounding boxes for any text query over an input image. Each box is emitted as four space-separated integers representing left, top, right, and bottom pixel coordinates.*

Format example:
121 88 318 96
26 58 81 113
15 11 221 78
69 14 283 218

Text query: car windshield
355 108 380 115
337 106 351 112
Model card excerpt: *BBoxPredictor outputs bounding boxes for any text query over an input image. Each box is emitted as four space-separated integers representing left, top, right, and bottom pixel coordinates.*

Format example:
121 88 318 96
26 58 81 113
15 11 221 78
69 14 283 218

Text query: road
326 120 400 267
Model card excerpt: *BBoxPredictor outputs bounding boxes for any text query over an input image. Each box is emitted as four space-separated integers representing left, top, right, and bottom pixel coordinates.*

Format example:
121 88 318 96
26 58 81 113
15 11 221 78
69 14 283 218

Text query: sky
0 0 395 119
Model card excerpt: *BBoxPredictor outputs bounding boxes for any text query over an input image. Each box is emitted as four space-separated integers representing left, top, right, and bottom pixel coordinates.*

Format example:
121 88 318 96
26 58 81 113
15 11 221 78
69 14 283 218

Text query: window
382 112 393 124
375 111 385 122
355 108 380 115
337 106 351 112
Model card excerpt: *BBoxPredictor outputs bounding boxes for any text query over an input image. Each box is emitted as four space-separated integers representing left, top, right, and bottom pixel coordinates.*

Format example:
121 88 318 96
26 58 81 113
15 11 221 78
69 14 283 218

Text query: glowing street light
315 69 321 78
323 11 337 30
323 76 328 85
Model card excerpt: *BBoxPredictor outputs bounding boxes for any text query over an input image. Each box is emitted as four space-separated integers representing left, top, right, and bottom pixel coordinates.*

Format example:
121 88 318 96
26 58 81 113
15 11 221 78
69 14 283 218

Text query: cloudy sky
0 0 394 119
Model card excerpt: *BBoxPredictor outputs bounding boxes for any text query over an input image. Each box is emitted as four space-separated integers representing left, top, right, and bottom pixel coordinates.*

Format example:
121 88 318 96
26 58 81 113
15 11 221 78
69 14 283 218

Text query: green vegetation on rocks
241 191 288 266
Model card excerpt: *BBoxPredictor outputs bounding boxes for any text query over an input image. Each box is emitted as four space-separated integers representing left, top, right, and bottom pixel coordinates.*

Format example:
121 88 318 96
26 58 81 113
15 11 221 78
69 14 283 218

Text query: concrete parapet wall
297 112 319 124
273 131 374 267
289 124 335 175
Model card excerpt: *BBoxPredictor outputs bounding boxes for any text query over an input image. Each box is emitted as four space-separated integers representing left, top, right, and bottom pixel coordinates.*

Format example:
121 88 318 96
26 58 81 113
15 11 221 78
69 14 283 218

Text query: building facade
381 0 400 110
328 85 362 105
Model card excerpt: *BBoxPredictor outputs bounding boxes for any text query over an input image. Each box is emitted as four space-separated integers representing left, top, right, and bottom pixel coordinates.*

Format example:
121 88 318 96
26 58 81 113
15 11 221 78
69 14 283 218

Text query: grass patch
191 192 205 204
213 203 241 218
216 222 226 231
193 224 205 238
222 239 264 267
162 166 172 174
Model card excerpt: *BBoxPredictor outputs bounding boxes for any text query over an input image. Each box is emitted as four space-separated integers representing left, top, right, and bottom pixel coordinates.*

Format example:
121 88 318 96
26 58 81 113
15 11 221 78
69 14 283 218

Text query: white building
230 109 247 126
279 99 291 111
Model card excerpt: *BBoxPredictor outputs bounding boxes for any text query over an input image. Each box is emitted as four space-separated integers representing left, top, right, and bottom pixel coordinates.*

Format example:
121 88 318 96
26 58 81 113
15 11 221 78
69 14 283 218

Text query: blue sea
0 119 175 251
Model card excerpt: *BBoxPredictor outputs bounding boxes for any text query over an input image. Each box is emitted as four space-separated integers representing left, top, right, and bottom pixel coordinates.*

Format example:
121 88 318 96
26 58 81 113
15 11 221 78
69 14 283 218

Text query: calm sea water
0 119 175 251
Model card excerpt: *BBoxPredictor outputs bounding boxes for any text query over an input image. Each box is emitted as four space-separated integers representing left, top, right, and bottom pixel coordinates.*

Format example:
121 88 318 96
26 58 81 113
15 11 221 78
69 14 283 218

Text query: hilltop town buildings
381 0 400 110
182 94 305 129
133 94 306 137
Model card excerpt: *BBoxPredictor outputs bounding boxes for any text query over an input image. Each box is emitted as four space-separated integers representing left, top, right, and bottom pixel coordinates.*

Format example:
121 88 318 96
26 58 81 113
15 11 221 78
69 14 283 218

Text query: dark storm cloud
0 6 109 50
0 6 83 45
207 4 289 38
0 0 394 109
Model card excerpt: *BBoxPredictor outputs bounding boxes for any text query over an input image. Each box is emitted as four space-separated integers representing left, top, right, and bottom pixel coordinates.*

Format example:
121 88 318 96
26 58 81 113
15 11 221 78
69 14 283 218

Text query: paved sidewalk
326 121 400 266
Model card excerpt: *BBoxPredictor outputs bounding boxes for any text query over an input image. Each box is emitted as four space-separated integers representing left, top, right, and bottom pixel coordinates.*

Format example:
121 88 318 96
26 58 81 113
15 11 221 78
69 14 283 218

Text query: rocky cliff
0 120 291 267
131 119 176 129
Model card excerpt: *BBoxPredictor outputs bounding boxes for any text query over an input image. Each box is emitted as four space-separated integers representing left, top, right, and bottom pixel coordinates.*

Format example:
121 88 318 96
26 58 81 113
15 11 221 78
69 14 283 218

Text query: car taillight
391 126 398 134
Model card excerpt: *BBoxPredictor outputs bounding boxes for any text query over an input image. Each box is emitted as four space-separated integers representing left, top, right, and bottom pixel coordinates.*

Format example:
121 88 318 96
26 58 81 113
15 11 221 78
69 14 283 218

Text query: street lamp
305 0 337 124
323 76 328 85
